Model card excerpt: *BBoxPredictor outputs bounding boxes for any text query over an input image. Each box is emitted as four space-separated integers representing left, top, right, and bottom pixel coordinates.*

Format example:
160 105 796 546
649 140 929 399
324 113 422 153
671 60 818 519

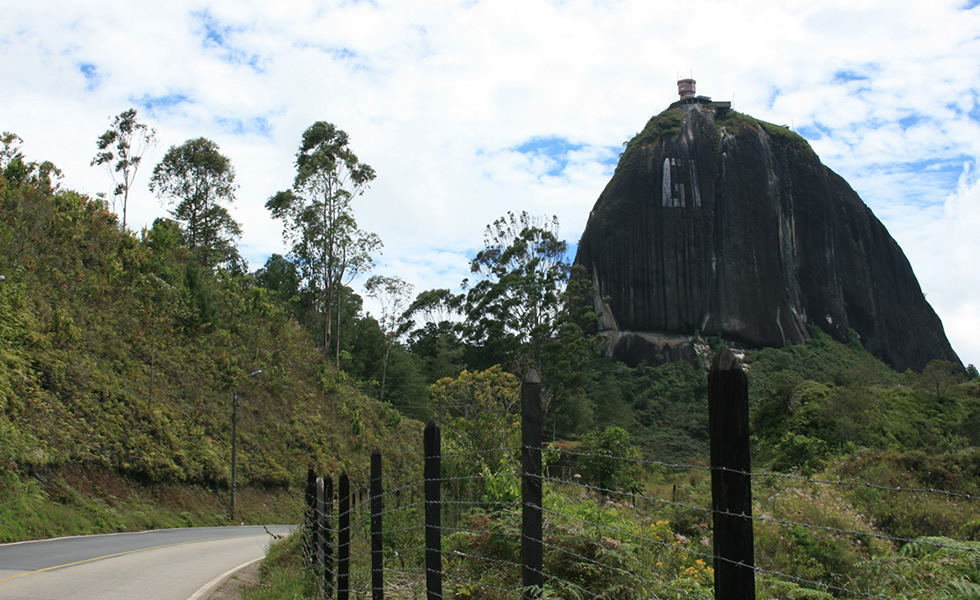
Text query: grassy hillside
0 155 418 541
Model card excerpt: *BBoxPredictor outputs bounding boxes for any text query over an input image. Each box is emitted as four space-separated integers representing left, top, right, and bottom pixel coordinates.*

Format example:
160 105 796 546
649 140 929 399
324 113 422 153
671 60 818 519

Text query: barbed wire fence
303 350 979 600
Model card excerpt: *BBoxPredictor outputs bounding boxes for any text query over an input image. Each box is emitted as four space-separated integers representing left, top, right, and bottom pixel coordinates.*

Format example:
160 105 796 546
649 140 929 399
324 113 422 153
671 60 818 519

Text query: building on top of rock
676 78 732 111
677 78 696 98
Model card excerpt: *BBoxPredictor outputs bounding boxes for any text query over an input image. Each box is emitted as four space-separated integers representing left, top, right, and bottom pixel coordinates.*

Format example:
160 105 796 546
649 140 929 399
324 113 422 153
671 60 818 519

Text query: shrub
578 426 642 494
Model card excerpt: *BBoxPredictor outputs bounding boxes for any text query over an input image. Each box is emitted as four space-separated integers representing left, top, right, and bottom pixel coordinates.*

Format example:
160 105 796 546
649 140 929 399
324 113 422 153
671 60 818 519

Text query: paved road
0 525 293 600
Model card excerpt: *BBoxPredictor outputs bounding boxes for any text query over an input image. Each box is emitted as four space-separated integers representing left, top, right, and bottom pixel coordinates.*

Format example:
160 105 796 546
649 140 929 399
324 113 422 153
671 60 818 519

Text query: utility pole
231 391 238 521
230 369 262 522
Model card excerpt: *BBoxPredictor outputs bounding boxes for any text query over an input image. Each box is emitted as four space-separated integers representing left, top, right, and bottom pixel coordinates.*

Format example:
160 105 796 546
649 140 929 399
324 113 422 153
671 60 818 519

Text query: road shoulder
203 559 263 599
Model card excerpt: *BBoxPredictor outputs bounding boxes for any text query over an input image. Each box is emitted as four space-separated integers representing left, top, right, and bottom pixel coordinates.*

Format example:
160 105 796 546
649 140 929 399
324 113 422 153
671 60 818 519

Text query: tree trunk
334 286 342 367
380 343 392 402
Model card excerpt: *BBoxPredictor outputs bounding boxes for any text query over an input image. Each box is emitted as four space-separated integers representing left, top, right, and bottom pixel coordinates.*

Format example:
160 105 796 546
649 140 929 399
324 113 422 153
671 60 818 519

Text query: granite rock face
574 101 959 372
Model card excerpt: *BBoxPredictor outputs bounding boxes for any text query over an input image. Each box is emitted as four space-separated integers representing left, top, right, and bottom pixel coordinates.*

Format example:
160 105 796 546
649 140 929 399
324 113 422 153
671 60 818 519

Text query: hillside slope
0 158 416 539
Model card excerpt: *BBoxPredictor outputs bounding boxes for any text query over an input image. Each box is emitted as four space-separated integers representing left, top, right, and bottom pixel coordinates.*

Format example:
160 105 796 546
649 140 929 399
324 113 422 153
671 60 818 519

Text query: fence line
553 450 980 503
302 360 978 599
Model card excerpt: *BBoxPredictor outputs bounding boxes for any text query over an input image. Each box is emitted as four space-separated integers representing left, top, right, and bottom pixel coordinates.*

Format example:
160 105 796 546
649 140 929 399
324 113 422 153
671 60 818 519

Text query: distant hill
575 98 959 372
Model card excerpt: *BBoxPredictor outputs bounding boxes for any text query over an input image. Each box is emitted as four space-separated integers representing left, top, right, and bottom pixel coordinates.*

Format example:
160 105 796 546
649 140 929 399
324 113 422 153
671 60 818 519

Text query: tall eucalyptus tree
365 275 414 402
149 137 242 271
267 122 381 363
91 108 156 229
464 211 569 370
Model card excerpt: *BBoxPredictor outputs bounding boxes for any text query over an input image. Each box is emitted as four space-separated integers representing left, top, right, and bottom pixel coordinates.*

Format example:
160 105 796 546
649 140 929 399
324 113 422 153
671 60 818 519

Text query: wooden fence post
324 475 334 596
371 449 384 600
338 473 350 600
424 421 442 600
708 347 755 600
521 369 543 600
315 476 326 599
305 467 316 567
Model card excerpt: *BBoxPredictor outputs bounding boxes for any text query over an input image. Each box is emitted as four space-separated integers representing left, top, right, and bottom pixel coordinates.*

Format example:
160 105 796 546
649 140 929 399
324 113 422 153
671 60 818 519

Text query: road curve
0 525 293 600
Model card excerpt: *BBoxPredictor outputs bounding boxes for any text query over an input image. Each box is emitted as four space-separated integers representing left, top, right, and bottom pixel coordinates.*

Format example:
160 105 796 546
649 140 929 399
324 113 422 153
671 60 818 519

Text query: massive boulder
574 100 960 372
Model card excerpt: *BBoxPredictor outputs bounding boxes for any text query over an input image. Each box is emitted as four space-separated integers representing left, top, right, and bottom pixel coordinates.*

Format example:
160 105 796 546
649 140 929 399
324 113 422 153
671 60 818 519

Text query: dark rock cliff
574 101 960 372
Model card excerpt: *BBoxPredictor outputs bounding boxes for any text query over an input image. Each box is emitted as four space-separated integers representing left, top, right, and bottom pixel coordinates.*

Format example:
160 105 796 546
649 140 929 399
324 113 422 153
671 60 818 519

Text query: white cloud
2 0 979 365
892 163 980 368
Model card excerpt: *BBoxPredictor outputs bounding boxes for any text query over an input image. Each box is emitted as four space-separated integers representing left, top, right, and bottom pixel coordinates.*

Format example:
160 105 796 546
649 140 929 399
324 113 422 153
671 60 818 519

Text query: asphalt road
0 525 293 600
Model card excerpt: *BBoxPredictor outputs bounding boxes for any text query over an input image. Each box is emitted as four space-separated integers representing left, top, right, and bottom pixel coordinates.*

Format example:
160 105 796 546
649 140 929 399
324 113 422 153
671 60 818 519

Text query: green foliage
920 359 965 402
834 450 980 541
149 137 242 271
364 274 414 403
463 210 569 372
757 579 834 600
770 432 829 475
714 109 812 153
406 319 467 387
753 476 892 594
266 121 381 362
585 358 708 462
0 467 297 543
183 260 218 332
90 108 156 229
243 532 316 600
430 212 602 439
578 427 642 494
430 367 522 513
2 131 63 192
430 366 520 456
618 110 684 171
747 326 899 398
752 361 977 471
740 325 978 470
445 490 715 600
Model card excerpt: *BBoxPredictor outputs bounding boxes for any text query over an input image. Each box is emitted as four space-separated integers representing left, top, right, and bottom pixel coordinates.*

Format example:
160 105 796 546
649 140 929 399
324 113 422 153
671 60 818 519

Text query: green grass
243 532 314 600
0 467 301 542
617 109 685 172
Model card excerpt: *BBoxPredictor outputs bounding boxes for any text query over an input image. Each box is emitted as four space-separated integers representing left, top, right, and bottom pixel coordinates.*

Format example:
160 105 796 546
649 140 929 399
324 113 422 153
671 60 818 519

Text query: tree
149 137 242 271
364 275 414 403
429 366 523 504
429 366 520 453
406 288 464 325
91 108 156 229
578 426 642 494
254 253 310 322
266 121 381 364
463 211 569 371
1 131 24 171
141 218 188 285
2 131 62 192
919 359 964 402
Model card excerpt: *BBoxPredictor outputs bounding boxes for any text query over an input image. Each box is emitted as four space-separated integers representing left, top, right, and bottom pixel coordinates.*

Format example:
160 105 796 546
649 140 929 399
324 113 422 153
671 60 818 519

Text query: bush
578 427 642 495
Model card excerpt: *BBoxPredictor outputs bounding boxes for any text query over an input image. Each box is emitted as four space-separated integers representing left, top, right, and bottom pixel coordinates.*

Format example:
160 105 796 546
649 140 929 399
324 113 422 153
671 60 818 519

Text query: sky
3 0 980 367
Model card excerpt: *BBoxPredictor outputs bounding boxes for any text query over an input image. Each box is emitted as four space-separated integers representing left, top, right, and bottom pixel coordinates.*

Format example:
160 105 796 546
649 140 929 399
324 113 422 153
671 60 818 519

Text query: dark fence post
371 449 384 600
305 467 316 567
339 472 350 600
315 476 326 599
521 369 543 600
324 475 334 596
424 421 442 600
708 347 755 600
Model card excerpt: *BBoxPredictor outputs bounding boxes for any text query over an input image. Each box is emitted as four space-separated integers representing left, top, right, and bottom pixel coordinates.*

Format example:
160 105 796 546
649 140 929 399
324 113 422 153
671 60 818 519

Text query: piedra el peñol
574 80 960 372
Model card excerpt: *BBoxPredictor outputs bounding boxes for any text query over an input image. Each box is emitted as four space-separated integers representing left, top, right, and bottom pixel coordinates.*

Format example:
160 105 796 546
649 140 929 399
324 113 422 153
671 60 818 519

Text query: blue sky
2 0 979 365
